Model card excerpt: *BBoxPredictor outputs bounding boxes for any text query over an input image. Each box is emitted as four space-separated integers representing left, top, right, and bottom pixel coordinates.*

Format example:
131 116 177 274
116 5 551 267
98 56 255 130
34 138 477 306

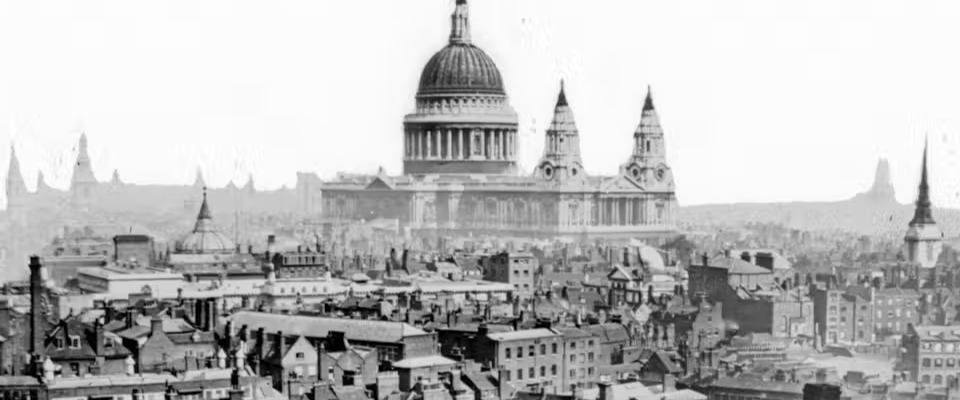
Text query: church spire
194 167 206 187
6 144 26 199
194 187 215 232
71 132 97 187
536 79 585 182
911 136 934 225
449 0 471 44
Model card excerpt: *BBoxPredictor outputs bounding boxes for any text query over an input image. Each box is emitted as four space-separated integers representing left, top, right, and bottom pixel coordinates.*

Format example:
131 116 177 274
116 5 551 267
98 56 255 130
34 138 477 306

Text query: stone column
446 130 453 160
426 131 432 159
500 131 507 160
416 130 422 159
436 130 442 160
480 129 486 160
458 129 464 159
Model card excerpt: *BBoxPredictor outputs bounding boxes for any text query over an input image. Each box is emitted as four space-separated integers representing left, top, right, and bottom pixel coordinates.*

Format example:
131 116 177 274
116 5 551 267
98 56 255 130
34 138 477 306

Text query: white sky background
2 0 960 208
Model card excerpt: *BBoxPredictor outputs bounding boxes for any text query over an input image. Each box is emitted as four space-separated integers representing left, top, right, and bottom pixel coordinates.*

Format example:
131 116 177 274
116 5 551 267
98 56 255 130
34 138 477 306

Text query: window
569 370 575 379
570 342 576 349
588 353 594 362
505 348 511 359
551 365 557 376
69 336 81 349
55 338 65 349
540 366 546 377
569 354 575 362
588 340 594 347
517 369 523 380
517 347 523 359
296 352 305 360
505 370 511 381
552 343 558 354
528 367 534 379
528 346 535 357
70 363 80 376
540 344 546 355
588 367 594 376
935 358 943 367
923 358 931 367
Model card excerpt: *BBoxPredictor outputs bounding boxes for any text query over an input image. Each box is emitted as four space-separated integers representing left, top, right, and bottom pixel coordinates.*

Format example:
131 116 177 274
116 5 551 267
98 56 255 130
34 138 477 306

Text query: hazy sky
2 0 960 209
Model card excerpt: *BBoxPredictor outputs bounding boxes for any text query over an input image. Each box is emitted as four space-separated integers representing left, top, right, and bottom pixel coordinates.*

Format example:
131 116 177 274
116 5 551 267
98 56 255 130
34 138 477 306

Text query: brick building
901 324 960 387
475 327 564 393
556 327 600 390
482 252 538 300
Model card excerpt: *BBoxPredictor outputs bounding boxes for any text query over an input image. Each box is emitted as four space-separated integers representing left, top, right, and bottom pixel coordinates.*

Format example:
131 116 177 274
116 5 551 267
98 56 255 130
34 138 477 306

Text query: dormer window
104 338 114 348
69 336 81 349
55 338 65 349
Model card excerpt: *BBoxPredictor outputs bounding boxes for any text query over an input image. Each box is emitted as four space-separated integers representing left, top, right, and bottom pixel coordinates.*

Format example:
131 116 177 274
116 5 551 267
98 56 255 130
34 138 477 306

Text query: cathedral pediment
365 176 396 190
600 175 645 192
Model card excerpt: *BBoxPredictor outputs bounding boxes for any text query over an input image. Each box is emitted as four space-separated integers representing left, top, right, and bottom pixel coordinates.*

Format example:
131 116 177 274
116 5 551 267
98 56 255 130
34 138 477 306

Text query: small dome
418 43 505 96
178 189 235 254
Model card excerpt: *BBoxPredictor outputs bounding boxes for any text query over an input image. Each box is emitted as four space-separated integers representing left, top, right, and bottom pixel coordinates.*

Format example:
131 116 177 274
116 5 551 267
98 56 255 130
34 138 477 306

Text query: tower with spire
535 80 587 184
6 145 28 224
71 133 98 212
904 137 941 269
620 86 674 189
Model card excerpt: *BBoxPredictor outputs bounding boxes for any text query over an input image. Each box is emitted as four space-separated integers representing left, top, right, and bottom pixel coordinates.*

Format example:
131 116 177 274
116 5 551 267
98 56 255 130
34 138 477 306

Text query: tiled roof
230 311 428 343
709 256 771 275
584 323 630 344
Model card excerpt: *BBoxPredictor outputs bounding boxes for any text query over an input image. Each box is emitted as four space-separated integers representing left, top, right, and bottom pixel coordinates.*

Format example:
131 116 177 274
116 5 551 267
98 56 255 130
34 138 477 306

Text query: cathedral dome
177 190 236 254
416 0 504 96
417 43 505 96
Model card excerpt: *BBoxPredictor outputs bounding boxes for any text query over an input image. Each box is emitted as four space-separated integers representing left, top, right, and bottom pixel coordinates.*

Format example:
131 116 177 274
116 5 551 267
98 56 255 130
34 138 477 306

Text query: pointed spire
911 136 935 225
643 85 655 111
194 187 215 232
36 170 47 192
111 169 122 185
6 144 26 197
449 0 472 44
557 79 568 107
635 85 663 137
547 79 577 135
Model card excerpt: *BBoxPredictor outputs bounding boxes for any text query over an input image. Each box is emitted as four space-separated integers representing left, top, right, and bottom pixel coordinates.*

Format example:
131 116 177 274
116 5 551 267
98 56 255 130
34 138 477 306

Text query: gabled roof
709 256 771 275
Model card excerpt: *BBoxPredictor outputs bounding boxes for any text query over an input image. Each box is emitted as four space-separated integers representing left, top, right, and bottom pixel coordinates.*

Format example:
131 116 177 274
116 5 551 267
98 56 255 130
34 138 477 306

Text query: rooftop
230 311 429 342
487 328 559 342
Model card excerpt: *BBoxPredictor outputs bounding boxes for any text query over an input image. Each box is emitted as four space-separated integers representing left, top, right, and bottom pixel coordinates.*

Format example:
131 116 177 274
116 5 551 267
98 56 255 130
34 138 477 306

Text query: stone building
474 327 565 393
319 0 679 243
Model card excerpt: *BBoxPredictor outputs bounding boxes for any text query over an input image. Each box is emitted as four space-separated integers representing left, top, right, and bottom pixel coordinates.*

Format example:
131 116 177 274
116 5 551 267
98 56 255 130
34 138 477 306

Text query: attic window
55 338 65 349
296 352 305 360
69 336 81 349
104 338 113 348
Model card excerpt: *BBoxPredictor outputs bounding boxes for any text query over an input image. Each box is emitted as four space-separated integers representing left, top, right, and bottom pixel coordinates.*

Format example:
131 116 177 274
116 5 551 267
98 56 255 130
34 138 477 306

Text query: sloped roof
709 256 771 275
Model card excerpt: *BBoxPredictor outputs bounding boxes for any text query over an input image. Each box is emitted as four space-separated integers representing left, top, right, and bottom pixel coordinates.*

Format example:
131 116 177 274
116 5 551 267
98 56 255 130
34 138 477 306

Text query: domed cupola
177 188 236 254
403 0 520 175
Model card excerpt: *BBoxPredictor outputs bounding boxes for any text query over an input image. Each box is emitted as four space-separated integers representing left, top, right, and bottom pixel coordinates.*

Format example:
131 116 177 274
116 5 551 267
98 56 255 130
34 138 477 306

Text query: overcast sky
2 0 960 209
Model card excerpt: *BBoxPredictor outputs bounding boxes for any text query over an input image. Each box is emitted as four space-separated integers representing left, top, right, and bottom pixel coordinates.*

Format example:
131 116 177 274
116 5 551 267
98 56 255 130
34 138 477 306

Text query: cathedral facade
319 0 679 243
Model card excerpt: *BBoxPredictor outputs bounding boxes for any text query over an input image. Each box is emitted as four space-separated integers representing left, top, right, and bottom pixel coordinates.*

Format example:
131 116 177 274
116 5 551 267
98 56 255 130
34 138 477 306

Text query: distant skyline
3 0 960 208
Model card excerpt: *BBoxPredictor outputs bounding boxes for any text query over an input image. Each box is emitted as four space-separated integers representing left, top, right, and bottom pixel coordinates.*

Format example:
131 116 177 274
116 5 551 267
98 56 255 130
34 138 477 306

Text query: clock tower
904 138 941 269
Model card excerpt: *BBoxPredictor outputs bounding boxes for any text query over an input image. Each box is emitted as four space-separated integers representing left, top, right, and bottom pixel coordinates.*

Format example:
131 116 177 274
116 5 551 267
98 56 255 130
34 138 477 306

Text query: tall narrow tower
71 133 98 212
535 80 586 184
904 137 941 269
6 145 28 224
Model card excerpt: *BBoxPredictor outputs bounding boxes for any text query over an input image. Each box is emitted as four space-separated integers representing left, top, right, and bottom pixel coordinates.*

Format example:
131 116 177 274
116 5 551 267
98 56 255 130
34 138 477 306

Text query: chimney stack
29 256 45 355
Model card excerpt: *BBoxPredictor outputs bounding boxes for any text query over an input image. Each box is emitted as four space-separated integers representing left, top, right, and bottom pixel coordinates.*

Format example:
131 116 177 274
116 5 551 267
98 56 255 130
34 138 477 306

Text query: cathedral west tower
904 137 941 268
402 0 520 175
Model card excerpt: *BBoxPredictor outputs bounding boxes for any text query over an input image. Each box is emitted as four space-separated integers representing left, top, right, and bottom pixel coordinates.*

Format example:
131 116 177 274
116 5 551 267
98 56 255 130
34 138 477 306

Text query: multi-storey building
812 285 876 346
474 326 564 393
482 252 538 300
901 324 960 387
556 327 600 390
873 287 919 338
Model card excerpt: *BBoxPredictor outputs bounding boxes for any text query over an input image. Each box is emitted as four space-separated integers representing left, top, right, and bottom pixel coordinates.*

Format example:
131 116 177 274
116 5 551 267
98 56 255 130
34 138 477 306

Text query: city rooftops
486 328 559 341
391 355 458 369
912 325 960 341
230 311 429 342
77 265 183 281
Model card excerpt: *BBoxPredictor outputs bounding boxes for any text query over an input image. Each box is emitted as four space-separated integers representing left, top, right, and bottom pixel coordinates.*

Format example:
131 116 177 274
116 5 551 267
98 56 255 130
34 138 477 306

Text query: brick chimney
150 315 164 337
29 256 45 356
740 251 753 264
598 382 613 400
94 318 106 355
